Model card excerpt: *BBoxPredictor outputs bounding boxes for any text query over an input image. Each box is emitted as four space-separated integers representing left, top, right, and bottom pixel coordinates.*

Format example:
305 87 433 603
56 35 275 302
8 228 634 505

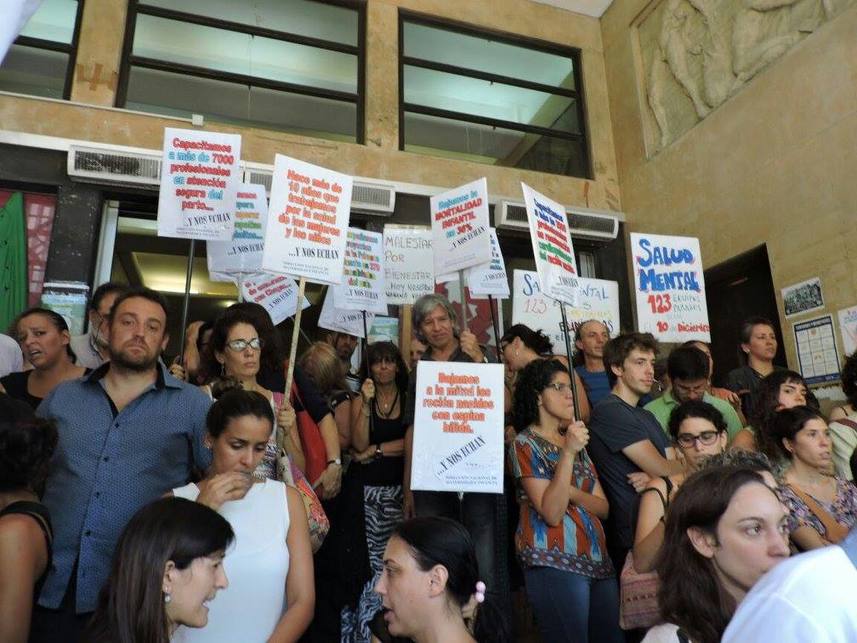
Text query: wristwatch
327 458 342 466
374 443 383 459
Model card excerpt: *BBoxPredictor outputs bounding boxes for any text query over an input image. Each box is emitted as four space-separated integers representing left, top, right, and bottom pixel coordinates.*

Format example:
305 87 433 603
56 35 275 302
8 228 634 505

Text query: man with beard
68 282 126 369
31 288 212 643
326 330 362 392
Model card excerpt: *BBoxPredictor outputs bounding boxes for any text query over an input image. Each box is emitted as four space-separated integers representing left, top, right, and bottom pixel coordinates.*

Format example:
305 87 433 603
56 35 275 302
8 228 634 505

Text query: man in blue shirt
573 319 612 408
31 287 212 643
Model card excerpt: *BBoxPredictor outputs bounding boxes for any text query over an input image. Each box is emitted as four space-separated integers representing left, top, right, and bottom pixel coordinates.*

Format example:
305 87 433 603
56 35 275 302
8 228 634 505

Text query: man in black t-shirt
587 332 684 571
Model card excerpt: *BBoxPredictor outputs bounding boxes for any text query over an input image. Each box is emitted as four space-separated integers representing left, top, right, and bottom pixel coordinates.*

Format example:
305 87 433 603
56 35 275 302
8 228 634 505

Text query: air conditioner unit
495 200 620 242
68 145 163 189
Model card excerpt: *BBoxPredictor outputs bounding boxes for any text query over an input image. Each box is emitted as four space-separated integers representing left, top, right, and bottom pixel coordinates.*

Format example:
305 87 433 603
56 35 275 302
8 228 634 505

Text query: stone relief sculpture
641 0 855 152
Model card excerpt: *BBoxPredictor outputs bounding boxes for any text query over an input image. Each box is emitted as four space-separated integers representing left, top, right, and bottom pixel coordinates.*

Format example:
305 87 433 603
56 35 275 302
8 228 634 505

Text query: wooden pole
488 294 502 363
458 270 468 332
178 239 195 366
559 303 581 422
284 277 306 396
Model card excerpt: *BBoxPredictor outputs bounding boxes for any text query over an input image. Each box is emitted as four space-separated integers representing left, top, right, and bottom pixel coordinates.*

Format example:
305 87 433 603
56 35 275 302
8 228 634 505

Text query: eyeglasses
225 338 262 352
545 382 573 394
676 431 720 448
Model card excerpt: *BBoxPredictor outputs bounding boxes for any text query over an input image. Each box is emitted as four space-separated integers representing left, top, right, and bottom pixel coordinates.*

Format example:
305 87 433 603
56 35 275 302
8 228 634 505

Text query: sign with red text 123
411 361 504 494
430 178 491 276
157 128 241 241
522 183 579 306
333 228 387 313
262 155 353 285
239 273 310 326
206 183 268 279
630 232 710 342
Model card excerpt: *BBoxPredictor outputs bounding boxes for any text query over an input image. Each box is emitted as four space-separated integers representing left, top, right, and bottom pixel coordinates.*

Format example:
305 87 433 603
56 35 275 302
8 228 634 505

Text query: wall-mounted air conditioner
67 145 163 188
495 200 621 242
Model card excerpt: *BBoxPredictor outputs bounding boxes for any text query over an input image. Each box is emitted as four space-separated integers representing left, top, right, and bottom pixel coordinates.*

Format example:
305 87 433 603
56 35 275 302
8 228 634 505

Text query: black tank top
0 500 53 597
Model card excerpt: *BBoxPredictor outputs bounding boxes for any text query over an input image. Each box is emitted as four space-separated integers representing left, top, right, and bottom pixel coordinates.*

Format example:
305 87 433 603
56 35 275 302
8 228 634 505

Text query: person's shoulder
513 428 536 447
641 622 681 643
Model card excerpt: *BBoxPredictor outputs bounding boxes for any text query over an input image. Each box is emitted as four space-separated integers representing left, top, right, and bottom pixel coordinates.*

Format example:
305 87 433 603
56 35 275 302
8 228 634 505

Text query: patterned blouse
510 428 614 579
780 477 857 538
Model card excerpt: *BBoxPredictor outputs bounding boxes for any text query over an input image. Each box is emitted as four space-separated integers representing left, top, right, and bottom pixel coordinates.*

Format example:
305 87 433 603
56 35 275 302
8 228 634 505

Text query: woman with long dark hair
373 516 511 643
510 358 621 643
643 466 790 643
725 316 785 420
85 497 233 643
0 308 87 408
340 341 409 641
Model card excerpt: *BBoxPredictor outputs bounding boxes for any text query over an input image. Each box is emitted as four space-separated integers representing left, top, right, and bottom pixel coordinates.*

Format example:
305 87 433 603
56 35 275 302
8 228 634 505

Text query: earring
164 592 172 604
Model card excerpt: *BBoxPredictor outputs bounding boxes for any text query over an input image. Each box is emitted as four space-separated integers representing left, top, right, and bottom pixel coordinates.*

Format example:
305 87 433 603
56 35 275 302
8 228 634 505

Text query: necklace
374 388 399 418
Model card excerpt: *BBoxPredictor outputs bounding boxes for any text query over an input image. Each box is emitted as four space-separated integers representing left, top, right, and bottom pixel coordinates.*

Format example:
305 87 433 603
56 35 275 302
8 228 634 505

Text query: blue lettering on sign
638 268 701 292
637 238 695 267
522 273 541 296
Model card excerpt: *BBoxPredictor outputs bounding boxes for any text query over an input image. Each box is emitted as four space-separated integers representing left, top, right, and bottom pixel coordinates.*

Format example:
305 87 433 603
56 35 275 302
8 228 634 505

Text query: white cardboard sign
630 232 710 342
333 228 387 313
411 361 505 494
239 273 310 325
384 226 435 305
522 183 579 306
157 128 241 240
430 178 491 276
318 287 374 338
467 228 510 299
261 155 352 285
206 183 267 277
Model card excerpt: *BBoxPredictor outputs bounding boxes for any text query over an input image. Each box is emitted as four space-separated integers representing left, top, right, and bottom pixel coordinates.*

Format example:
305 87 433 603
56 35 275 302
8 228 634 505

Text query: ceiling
530 0 616 18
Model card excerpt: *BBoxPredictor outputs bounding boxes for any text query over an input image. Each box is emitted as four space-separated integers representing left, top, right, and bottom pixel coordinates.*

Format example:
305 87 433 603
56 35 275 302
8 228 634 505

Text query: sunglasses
225 338 262 352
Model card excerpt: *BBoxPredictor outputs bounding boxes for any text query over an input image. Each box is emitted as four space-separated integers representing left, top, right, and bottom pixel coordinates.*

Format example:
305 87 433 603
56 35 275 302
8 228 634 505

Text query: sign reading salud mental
261 155 353 285
522 183 579 306
411 361 505 494
383 226 434 305
630 232 710 342
333 228 387 314
206 183 268 278
158 128 242 241
430 178 491 276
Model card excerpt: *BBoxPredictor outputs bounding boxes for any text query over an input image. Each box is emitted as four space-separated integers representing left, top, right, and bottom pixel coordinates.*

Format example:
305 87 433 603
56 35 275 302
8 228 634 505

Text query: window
119 0 364 142
0 0 83 99
400 14 590 178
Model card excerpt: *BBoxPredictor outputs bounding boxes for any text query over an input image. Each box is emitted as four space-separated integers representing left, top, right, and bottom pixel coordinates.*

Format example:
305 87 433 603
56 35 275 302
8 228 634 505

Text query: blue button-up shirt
36 362 212 612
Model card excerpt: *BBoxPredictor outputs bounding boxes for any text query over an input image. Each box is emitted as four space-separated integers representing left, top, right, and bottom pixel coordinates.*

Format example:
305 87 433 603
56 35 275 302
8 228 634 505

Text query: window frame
6 0 85 100
398 11 591 179
116 0 366 143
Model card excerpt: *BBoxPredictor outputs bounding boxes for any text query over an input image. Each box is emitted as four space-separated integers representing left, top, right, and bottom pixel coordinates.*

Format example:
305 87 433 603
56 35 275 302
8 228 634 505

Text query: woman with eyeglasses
510 358 622 643
632 400 729 573
200 309 304 478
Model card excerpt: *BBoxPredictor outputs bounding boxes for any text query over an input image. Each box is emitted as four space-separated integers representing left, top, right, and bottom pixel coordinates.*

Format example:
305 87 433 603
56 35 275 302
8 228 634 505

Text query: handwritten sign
318 287 374 338
239 273 310 325
332 228 387 314
522 183 579 306
512 270 621 349
384 226 435 305
430 178 491 276
411 361 504 494
157 128 241 240
837 305 857 357
630 233 709 342
261 155 352 285
467 228 510 299
206 183 267 279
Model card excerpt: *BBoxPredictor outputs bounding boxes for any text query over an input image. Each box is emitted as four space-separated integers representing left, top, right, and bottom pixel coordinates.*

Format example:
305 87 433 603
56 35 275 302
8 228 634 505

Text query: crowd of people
1 284 857 643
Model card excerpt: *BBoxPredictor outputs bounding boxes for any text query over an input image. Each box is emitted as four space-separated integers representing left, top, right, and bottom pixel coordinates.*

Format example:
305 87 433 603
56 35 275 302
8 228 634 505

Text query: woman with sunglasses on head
200 309 304 478
510 358 622 643
632 400 729 573
0 308 87 409
339 342 410 642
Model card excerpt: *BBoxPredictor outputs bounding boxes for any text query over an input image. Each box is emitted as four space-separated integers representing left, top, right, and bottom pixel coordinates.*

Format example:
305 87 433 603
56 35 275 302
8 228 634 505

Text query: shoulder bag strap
787 483 850 543
835 417 857 433
640 485 670 514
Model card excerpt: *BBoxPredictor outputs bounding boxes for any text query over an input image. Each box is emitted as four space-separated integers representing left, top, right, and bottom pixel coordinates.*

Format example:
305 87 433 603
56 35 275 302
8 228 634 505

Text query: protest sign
837 305 857 357
261 155 352 285
467 228 510 299
239 273 310 326
368 316 399 345
522 183 579 306
333 228 387 313
318 287 374 338
512 270 620 349
410 361 505 494
630 233 710 342
430 178 491 276
206 184 267 280
384 226 434 305
157 128 241 241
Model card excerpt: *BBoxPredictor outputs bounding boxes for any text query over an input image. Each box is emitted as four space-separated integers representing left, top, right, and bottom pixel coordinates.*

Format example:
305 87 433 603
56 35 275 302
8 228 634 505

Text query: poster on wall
467 228 510 299
261 155 352 285
40 281 89 335
206 184 268 280
837 305 857 357
157 128 241 241
384 226 434 305
630 232 710 342
410 361 505 494
782 277 824 319
522 183 579 306
512 270 621 351
333 228 387 313
430 178 491 276
239 273 310 326
793 315 840 385
368 316 400 345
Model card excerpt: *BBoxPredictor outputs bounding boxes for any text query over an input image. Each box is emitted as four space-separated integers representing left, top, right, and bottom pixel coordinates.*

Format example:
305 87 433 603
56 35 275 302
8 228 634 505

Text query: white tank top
172 479 290 642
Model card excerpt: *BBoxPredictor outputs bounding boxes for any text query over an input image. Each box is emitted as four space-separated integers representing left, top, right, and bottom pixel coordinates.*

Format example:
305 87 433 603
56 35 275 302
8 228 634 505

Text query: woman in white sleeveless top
172 387 314 642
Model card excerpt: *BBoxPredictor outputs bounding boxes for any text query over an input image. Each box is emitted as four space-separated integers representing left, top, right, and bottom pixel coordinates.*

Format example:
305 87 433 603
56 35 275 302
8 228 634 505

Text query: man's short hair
89 282 127 313
411 294 458 343
603 332 658 387
109 287 170 326
667 346 710 383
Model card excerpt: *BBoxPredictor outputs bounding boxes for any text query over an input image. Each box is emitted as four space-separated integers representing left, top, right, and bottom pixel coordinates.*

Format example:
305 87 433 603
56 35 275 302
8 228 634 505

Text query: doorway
704 244 786 386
